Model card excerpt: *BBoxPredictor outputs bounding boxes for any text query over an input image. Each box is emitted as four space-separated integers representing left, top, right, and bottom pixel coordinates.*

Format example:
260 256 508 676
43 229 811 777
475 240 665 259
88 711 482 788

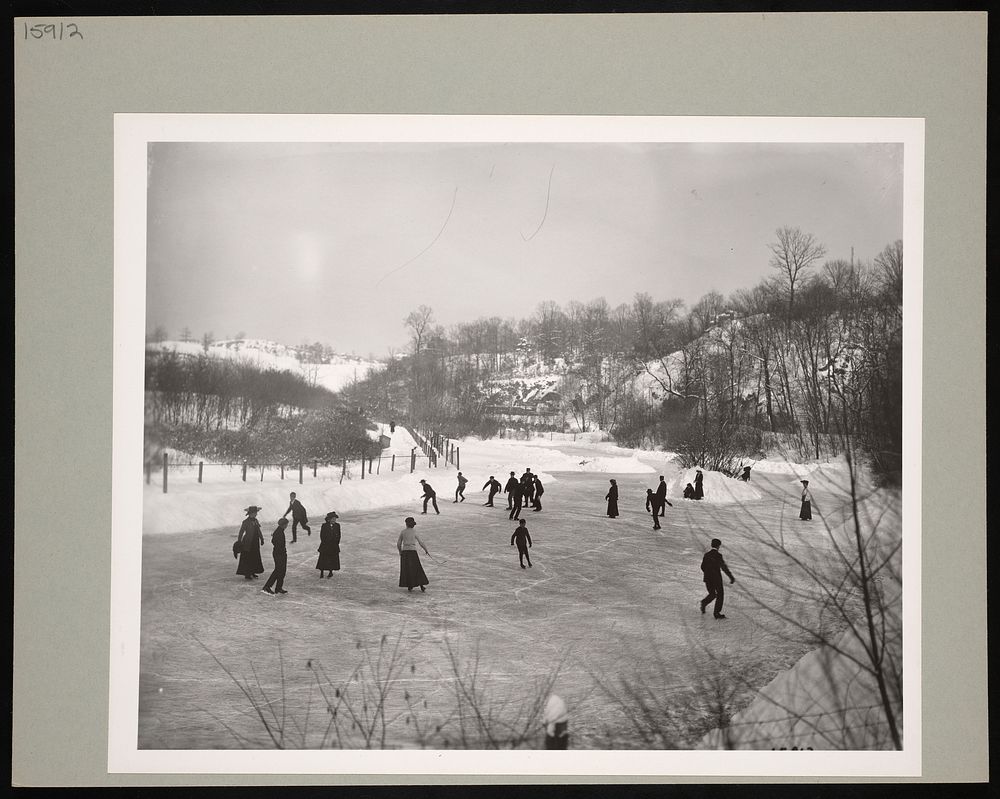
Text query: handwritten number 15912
24 22 83 40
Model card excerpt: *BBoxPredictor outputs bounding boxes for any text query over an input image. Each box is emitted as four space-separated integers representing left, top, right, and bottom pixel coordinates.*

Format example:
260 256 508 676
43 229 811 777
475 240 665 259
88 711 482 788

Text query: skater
454 471 468 502
504 471 519 509
645 489 655 513
739 465 752 482
651 475 672 529
683 483 696 500
693 469 704 500
419 479 440 514
520 469 536 508
508 480 524 520
510 519 533 568
482 475 502 506
282 491 311 542
316 511 341 578
389 419 396 434
700 538 736 619
261 518 289 595
799 480 813 521
235 505 265 580
397 516 430 592
532 474 544 511
605 479 619 518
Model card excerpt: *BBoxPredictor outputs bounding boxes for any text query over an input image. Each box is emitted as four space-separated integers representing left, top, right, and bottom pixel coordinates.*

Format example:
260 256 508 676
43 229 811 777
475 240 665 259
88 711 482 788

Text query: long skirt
316 549 341 571
399 550 429 588
236 543 264 576
606 499 619 518
799 500 812 520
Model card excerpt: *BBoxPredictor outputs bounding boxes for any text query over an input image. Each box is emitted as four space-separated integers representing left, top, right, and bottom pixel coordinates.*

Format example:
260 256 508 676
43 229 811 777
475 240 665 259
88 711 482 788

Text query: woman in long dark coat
799 480 813 520
236 505 265 580
605 479 619 518
397 516 430 592
316 511 342 578
693 469 705 500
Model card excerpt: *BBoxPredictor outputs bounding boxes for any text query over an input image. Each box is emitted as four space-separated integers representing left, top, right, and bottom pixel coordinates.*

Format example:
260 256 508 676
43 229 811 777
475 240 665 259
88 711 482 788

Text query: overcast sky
146 141 902 357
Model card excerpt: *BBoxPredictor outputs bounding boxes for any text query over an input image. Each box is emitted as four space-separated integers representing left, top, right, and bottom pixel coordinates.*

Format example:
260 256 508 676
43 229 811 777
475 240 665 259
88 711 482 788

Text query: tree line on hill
343 229 904 484
144 351 381 466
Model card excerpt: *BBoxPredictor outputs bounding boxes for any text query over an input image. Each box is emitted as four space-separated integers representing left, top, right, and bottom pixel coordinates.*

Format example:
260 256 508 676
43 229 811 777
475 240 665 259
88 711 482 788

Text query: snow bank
667 468 763 504
453 437 654 475
699 491 902 750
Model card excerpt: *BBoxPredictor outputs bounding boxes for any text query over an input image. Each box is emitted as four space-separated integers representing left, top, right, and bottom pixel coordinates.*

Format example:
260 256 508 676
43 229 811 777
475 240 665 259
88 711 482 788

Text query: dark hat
245 505 262 514
801 479 810 484
404 516 416 527
711 538 722 548
276 518 289 526
325 511 339 521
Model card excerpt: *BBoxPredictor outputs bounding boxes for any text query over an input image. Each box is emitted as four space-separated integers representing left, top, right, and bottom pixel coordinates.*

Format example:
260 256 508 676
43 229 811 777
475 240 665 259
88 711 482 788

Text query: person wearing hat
799 480 813 521
397 516 430 592
605 479 619 518
683 482 696 500
235 505 265 581
650 475 672 529
316 511 342 578
693 469 704 500
700 538 736 619
503 471 519 510
261 518 289 595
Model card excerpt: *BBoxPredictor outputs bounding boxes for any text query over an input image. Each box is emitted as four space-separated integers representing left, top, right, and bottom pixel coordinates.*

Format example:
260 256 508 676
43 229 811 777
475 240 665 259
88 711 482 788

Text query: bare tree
768 227 827 317
874 239 903 303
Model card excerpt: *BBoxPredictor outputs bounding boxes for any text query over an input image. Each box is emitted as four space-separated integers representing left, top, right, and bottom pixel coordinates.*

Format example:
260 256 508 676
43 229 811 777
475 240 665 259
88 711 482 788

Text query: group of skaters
232 465 814 618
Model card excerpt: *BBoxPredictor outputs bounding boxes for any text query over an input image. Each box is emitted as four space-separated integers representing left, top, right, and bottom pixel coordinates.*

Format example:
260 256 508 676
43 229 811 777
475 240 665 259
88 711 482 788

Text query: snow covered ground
138 428 902 751
147 339 382 394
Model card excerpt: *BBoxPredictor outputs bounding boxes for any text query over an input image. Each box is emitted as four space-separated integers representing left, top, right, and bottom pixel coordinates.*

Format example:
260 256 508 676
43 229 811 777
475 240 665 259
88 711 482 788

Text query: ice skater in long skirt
235 505 265 580
799 480 813 520
316 511 341 578
605 479 619 518
397 516 430 592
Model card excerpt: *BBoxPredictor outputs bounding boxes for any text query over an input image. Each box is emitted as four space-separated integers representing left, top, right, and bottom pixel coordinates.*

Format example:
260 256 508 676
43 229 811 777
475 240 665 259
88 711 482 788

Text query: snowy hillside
147 339 382 394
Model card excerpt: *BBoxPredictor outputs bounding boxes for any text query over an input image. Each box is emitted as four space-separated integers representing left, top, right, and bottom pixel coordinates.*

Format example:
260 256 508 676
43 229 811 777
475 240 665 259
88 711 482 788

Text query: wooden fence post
391 454 395 472
242 461 248 482
299 462 303 484
313 460 318 477
162 452 168 494
260 465 264 482
410 448 416 473
342 458 347 480
281 464 284 480
456 447 460 470
361 455 365 479
198 461 203 483
377 452 382 474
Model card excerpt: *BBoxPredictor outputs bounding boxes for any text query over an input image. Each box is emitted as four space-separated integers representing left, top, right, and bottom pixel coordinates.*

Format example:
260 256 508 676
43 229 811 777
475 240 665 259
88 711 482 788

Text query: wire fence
145 424 459 493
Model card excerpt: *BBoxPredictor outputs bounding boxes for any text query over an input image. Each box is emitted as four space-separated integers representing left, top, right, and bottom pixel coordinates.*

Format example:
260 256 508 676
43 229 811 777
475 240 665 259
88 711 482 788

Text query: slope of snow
148 339 382 394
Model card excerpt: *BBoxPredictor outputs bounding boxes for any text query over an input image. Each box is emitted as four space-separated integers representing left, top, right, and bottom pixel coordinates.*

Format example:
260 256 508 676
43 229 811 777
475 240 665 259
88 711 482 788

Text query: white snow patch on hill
148 339 382 394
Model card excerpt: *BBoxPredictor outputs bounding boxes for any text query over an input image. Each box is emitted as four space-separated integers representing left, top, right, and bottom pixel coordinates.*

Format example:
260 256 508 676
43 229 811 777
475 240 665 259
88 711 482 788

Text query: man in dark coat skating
504 471 519 509
419 479 440 514
651 475 672 529
531 475 544 511
262 518 289 595
508 481 524 520
282 491 311 542
700 538 736 619
482 475 502 506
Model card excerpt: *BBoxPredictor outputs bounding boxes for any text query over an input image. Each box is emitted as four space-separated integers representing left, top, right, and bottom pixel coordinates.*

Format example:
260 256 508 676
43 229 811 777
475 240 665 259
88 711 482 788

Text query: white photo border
111 114 923 777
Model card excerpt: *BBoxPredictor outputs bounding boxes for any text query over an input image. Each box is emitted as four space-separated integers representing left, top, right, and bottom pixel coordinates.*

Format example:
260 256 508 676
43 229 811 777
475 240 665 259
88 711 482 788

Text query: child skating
510 519 533 568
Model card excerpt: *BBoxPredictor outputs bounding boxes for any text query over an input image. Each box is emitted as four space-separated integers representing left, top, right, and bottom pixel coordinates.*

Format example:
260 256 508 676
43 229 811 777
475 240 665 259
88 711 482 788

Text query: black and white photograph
110 114 922 774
